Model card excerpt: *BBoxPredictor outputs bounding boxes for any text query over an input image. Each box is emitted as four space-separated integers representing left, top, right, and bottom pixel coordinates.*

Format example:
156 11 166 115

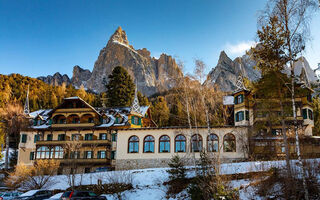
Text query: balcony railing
36 139 111 146
51 123 95 128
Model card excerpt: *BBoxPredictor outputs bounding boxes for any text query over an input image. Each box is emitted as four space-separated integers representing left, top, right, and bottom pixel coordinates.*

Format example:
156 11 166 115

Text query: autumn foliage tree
0 102 28 170
6 159 60 190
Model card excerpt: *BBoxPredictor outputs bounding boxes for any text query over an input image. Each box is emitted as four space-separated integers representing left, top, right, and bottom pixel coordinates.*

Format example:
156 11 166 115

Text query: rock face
38 27 182 96
38 72 71 86
205 51 318 92
204 51 260 92
71 65 92 88
86 27 182 95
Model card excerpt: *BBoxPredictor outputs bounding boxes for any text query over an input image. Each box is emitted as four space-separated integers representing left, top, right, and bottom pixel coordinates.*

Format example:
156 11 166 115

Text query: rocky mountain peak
108 26 130 46
71 65 92 88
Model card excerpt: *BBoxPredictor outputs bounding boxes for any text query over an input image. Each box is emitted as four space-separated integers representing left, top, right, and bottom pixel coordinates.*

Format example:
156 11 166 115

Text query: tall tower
24 85 30 115
131 82 141 115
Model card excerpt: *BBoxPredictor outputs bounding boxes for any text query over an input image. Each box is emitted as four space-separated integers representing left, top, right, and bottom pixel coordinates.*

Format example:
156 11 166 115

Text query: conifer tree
167 155 186 180
105 66 135 107
137 91 149 106
151 96 169 127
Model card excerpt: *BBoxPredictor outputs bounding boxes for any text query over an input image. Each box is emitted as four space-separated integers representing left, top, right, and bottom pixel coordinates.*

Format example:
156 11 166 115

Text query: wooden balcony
37 158 111 165
36 139 111 147
51 123 95 128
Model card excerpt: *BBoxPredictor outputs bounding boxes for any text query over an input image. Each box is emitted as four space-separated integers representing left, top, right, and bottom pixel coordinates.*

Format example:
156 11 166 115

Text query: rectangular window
34 135 39 143
72 134 80 141
98 151 106 159
85 134 93 141
58 134 65 141
47 134 53 141
302 109 308 119
245 110 249 121
308 109 313 120
112 133 117 142
131 116 135 124
30 152 34 160
21 134 27 143
85 151 93 159
99 133 107 140
235 94 244 104
111 151 115 159
271 129 282 136
236 111 244 122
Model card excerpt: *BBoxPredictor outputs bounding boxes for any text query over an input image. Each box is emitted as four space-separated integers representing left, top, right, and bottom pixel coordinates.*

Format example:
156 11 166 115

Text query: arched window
54 146 64 159
223 133 236 152
175 135 186 152
68 114 80 124
191 134 202 152
144 135 155 153
81 114 94 123
208 134 219 152
36 146 51 159
53 115 66 124
159 135 170 153
128 136 139 153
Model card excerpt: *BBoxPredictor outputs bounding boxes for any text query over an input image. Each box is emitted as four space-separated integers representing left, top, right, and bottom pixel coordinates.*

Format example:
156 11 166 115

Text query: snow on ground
45 159 320 200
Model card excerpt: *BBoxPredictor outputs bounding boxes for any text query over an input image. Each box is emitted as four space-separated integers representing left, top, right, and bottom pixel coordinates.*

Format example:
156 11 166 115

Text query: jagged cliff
204 51 318 92
204 51 260 92
86 27 182 95
38 27 183 96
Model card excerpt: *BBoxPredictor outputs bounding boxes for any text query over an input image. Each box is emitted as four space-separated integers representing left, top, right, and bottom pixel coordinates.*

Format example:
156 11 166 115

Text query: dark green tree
137 91 149 106
105 66 135 107
167 155 186 180
151 96 170 127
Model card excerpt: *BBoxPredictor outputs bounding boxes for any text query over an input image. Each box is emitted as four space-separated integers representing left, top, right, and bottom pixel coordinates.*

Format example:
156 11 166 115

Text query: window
272 129 282 136
144 135 155 153
84 168 91 173
245 110 249 121
159 135 170 153
307 94 312 102
175 135 186 152
111 151 116 159
111 133 117 141
34 135 40 143
98 151 106 159
235 94 244 104
191 134 202 152
54 146 63 159
88 117 94 123
85 134 93 141
30 152 34 160
308 109 313 120
100 133 107 140
21 134 27 143
47 134 53 141
72 134 80 141
84 151 93 159
36 146 51 159
223 133 236 152
235 111 244 122
58 134 65 141
128 136 139 153
302 108 308 119
70 151 80 159
208 134 219 152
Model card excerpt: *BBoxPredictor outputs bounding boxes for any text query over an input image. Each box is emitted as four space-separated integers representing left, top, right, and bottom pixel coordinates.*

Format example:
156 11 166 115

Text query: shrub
6 159 60 190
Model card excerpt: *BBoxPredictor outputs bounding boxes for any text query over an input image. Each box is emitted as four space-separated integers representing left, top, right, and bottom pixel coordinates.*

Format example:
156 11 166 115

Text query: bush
167 155 186 180
6 160 60 190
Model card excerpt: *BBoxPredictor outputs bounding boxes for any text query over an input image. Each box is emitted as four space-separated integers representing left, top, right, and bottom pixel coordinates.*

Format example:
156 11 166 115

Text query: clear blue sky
0 0 319 77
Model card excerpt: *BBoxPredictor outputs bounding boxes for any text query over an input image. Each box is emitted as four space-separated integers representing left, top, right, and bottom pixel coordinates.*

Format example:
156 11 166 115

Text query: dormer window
37 120 41 126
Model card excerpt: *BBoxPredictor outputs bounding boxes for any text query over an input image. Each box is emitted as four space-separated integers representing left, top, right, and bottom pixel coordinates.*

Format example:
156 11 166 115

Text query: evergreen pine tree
151 96 169 127
167 155 186 180
137 91 149 106
105 66 135 107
